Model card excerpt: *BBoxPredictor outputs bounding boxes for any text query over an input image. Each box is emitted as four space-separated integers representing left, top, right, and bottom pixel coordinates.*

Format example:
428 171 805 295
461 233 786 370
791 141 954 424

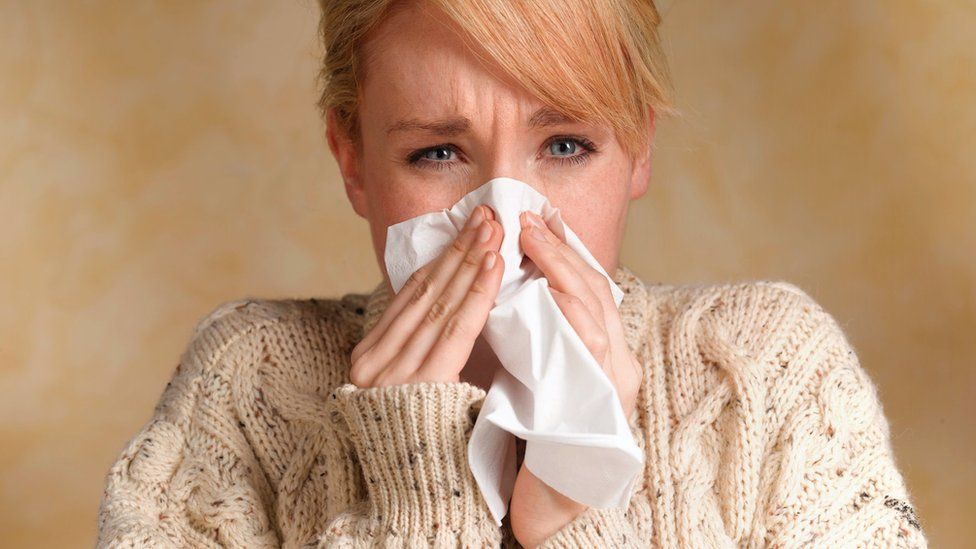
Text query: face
327 1 655 282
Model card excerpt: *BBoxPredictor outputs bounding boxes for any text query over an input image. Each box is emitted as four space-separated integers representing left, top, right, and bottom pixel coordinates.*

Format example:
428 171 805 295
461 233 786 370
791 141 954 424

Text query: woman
96 0 926 547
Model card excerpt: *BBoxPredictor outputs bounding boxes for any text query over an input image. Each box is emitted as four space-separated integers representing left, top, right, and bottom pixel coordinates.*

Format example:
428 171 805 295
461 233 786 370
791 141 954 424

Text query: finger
532 213 617 305
377 217 504 385
522 211 629 351
352 206 486 358
351 205 494 385
519 211 604 326
415 249 504 382
548 286 611 375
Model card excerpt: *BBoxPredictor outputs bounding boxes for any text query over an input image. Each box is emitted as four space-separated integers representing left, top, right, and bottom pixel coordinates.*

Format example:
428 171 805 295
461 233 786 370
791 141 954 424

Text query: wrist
510 466 588 548
328 381 496 533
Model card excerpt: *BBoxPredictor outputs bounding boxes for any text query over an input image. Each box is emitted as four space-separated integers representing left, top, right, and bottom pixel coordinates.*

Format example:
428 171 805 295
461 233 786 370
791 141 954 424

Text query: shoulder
185 292 371 371
100 293 374 544
154 292 372 421
635 284 921 544
646 277 826 318
645 276 890 447
644 278 877 417
184 294 368 363
646 278 849 357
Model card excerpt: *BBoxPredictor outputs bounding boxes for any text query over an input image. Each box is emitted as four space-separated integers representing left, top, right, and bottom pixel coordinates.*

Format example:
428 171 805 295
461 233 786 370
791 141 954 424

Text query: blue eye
406 144 462 172
543 135 599 167
405 135 599 172
548 139 578 156
423 147 455 162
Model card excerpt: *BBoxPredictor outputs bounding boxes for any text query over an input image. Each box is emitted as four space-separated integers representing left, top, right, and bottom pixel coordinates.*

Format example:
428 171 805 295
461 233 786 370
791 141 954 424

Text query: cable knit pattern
96 265 926 548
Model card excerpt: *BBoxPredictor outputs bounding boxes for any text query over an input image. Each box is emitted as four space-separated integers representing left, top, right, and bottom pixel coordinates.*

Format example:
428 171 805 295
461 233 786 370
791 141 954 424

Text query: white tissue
383 176 643 527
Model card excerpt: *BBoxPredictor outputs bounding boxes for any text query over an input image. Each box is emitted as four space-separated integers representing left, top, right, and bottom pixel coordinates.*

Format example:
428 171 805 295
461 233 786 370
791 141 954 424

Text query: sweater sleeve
317 381 504 547
755 283 928 547
96 300 280 548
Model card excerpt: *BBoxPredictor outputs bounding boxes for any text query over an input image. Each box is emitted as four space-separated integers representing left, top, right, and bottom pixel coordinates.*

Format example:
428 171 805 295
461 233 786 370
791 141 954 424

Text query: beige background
1 1 973 546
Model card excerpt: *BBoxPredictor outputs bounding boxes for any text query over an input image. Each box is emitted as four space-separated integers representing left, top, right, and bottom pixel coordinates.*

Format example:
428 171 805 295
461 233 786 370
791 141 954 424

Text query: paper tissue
382 176 643 527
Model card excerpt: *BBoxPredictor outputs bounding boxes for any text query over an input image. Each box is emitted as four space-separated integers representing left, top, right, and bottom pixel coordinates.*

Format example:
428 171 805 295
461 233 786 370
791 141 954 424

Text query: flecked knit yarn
96 265 926 548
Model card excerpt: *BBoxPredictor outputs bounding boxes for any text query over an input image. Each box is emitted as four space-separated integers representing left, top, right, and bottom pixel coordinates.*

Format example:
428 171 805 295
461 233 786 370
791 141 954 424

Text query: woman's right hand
349 204 505 388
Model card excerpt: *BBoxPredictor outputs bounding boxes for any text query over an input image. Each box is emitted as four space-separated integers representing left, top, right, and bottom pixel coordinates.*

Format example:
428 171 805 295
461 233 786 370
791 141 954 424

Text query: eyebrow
384 106 579 136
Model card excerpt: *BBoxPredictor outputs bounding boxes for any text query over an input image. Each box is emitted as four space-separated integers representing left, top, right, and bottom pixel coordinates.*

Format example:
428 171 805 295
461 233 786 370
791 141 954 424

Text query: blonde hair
316 0 678 160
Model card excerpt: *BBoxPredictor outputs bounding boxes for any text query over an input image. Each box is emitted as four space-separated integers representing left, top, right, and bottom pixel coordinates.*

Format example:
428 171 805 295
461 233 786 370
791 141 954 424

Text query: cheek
545 175 629 225
365 182 464 279
358 152 454 226
360 173 465 251
366 183 461 227
542 178 630 265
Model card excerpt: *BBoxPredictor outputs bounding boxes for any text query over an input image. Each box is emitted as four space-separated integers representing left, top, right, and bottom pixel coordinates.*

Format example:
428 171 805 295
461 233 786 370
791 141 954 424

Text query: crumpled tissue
382 176 643 526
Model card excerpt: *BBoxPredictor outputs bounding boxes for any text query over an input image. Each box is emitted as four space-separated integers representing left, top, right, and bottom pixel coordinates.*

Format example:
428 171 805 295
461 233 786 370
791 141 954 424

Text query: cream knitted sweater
96 265 926 548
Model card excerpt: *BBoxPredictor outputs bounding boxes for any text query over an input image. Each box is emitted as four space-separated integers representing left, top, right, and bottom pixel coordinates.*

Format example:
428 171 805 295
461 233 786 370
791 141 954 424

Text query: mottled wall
1 1 972 546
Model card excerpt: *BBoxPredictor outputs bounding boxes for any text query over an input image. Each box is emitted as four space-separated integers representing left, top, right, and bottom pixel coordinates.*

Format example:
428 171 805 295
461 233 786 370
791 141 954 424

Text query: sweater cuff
535 505 639 548
328 381 499 538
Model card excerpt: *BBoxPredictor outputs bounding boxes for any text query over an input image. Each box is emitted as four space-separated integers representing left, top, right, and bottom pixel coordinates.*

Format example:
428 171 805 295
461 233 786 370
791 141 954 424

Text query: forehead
359 3 536 120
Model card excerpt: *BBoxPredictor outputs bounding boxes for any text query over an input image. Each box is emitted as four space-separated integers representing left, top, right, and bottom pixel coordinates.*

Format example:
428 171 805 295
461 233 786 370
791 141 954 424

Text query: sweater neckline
361 263 650 356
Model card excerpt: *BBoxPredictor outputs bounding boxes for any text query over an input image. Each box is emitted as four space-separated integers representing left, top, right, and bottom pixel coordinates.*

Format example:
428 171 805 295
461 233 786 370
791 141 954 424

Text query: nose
468 148 543 197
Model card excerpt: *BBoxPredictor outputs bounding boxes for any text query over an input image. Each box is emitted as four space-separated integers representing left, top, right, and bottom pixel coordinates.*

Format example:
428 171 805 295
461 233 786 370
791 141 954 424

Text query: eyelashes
405 135 600 172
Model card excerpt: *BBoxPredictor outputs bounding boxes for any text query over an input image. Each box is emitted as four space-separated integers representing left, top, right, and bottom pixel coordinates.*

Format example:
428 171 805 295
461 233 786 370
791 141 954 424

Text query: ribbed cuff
328 381 499 540
535 505 639 548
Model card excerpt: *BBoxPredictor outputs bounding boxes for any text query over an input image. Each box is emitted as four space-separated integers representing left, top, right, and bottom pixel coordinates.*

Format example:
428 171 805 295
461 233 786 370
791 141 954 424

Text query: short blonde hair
316 0 677 160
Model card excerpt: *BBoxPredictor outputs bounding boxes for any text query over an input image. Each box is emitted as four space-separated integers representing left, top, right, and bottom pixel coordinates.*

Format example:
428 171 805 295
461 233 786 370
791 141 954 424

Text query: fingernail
528 226 547 242
482 251 496 271
478 219 493 242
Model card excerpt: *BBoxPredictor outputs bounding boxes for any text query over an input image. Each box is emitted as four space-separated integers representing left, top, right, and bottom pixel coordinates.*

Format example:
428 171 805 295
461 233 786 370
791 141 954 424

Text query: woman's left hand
508 210 643 548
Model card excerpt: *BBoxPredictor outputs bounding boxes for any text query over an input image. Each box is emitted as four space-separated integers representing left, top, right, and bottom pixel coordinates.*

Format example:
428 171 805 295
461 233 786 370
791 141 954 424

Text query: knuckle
349 367 368 388
441 314 469 341
586 269 609 289
405 266 426 287
462 249 483 269
402 372 420 385
408 272 434 306
350 341 364 363
375 361 410 387
590 332 609 353
468 279 490 297
425 297 453 324
351 344 370 366
450 235 470 255
351 351 375 376
372 371 389 387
